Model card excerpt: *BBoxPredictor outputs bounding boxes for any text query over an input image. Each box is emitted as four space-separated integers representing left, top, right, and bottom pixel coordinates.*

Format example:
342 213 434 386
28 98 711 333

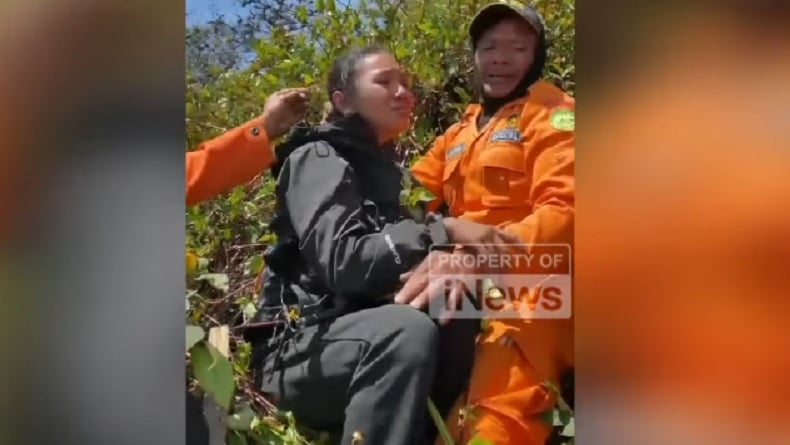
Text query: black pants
255 304 479 445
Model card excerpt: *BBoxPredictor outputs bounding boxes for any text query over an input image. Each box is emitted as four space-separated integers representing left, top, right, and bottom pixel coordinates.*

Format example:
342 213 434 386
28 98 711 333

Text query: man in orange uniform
186 87 311 206
406 2 575 443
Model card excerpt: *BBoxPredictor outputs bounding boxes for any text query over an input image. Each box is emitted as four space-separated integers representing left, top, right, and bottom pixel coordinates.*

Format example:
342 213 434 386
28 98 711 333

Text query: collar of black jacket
272 113 397 178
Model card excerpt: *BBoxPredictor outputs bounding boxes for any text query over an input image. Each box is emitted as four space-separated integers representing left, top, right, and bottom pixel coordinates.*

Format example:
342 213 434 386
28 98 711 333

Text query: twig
237 375 277 414
186 119 230 133
226 243 267 251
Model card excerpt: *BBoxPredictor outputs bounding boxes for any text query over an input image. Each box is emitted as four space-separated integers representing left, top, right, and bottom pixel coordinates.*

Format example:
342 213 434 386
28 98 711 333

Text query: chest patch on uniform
490 127 522 143
446 143 466 160
507 114 520 127
550 108 575 131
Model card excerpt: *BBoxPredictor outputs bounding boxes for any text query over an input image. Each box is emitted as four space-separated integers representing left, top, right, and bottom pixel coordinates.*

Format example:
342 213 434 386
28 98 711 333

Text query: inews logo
426 244 572 320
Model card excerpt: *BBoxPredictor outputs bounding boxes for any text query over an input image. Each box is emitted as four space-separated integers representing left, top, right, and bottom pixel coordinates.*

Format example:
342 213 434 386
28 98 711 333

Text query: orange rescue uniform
412 80 575 445
186 118 274 206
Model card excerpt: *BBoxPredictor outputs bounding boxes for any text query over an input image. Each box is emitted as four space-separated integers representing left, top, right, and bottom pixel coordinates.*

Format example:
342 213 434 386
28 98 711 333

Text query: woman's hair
323 45 389 122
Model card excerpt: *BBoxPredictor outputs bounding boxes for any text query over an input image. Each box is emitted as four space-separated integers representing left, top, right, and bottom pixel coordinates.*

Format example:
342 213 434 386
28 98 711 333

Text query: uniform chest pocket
476 143 532 208
441 156 462 208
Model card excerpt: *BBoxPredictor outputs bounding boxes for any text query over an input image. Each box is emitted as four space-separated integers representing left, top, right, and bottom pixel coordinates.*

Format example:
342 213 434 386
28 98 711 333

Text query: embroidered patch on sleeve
550 108 575 131
445 143 466 160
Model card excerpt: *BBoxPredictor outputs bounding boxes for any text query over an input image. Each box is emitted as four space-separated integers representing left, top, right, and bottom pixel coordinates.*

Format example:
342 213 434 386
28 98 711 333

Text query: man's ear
330 90 350 114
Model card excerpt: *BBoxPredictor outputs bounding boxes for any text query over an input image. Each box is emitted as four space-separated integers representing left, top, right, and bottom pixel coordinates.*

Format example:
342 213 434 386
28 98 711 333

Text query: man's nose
490 49 509 64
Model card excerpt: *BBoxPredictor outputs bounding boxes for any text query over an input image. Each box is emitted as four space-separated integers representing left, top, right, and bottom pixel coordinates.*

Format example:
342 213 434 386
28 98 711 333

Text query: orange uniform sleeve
503 108 574 246
410 132 448 212
186 118 275 206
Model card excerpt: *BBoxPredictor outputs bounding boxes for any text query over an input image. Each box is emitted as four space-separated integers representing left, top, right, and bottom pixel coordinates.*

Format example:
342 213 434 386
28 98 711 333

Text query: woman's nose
394 84 413 101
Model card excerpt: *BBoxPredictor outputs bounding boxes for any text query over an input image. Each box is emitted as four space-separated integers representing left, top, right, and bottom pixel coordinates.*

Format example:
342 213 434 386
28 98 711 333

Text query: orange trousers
439 318 571 445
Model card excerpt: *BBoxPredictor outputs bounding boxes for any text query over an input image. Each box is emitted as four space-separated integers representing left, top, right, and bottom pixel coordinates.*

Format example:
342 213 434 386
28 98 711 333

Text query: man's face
474 17 538 98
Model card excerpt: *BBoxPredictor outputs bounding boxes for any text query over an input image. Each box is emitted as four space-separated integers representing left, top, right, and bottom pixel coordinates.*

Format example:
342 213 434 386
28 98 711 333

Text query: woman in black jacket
251 46 501 445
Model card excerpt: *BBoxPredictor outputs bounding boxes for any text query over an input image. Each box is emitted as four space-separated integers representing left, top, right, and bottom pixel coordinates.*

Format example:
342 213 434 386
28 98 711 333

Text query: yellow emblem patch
507 114 519 127
550 108 574 131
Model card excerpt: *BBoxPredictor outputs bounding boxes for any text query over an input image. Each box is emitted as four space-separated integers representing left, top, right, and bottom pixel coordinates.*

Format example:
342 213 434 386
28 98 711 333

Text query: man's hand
394 249 477 325
261 87 312 139
443 217 522 257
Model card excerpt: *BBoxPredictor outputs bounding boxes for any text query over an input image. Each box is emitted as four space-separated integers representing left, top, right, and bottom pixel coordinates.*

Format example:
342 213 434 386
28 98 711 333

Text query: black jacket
252 114 450 328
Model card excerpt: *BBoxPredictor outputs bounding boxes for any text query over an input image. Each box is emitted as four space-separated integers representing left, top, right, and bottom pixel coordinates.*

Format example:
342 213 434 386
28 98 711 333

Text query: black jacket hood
271 113 396 178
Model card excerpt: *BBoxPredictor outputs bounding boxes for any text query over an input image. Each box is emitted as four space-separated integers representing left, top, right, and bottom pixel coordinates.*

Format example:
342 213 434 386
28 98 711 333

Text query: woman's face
474 17 538 98
337 51 415 143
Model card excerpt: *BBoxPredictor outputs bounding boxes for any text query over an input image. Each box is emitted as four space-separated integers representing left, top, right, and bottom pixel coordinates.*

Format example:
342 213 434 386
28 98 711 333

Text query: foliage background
185 0 574 443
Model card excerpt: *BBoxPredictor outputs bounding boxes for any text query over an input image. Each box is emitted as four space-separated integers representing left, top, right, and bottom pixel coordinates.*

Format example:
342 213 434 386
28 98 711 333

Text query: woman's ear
330 90 350 114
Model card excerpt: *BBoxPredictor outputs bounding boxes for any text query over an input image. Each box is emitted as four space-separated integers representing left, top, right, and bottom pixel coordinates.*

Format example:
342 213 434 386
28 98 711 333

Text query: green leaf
282 410 297 428
454 86 472 102
229 186 245 207
399 189 410 206
552 407 573 426
186 325 205 353
226 403 257 431
468 436 494 445
427 398 455 445
539 408 554 426
296 5 309 23
227 430 248 445
542 379 562 396
408 187 435 207
560 417 575 437
197 273 230 292
191 342 236 411
258 232 278 245
246 255 265 276
242 202 258 218
243 302 257 322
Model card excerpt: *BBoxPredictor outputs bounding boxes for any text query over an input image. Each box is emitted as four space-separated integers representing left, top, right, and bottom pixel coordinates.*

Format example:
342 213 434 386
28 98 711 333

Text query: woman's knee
368 304 440 366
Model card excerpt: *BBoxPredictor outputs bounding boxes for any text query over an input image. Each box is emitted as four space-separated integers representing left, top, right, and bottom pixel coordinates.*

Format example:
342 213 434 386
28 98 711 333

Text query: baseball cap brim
469 2 542 43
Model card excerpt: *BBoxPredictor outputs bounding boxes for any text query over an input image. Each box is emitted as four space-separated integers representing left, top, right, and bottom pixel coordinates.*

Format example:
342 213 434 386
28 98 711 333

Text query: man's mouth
485 74 515 84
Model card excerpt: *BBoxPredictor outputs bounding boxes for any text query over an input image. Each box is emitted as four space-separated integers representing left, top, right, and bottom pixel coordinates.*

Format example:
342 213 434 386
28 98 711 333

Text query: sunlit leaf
186 325 205 352
197 273 230 292
191 342 235 411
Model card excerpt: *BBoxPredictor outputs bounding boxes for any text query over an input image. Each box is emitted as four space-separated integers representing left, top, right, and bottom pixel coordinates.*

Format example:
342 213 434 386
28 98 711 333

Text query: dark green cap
469 1 545 47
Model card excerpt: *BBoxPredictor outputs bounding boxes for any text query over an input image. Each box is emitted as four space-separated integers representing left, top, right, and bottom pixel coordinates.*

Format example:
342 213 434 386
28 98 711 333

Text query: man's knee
368 304 439 367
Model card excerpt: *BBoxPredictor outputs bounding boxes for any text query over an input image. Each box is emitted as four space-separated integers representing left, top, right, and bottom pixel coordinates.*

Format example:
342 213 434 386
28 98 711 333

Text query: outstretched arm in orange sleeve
186 87 311 206
503 110 575 247
186 119 274 206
